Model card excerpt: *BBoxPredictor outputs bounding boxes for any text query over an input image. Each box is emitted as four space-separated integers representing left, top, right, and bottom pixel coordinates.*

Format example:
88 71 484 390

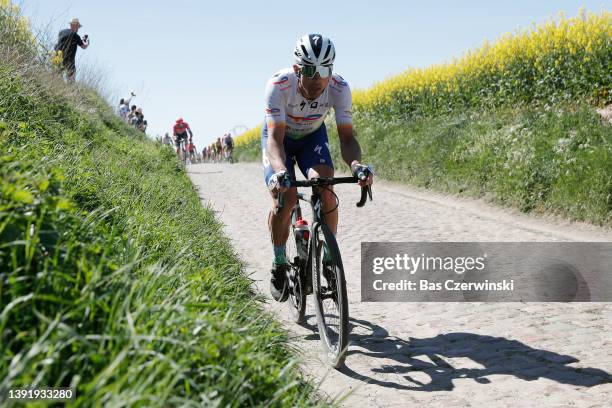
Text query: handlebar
275 176 372 213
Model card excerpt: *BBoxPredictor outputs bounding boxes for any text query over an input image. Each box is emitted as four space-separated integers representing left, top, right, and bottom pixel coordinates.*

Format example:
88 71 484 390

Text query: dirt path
189 162 611 407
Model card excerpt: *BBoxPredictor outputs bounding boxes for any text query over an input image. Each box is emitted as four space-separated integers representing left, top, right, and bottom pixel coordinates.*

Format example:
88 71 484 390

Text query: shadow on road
298 315 611 391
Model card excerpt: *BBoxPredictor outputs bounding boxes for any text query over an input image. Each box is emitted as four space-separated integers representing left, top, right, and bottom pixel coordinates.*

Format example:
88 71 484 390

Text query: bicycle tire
312 223 349 368
286 208 306 323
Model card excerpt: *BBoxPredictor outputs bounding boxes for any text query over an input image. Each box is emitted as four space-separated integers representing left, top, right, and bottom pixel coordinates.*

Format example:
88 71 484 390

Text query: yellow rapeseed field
234 125 262 148
353 10 611 117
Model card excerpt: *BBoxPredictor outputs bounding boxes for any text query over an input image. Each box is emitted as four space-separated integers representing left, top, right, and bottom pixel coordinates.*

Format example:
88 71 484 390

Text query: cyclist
187 140 197 163
223 132 234 162
263 34 373 301
173 118 193 161
215 137 223 162
209 143 216 163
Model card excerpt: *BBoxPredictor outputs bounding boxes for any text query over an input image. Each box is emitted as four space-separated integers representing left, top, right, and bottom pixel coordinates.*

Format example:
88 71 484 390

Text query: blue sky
20 0 609 147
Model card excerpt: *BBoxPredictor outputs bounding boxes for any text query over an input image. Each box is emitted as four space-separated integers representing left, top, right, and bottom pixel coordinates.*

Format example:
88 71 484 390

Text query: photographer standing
54 18 89 82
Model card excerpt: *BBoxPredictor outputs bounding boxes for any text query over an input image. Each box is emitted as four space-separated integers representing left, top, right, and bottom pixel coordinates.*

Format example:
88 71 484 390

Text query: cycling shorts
261 122 333 186
175 132 188 147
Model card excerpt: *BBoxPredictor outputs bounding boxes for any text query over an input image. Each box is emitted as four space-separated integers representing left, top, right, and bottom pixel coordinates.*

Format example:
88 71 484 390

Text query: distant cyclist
215 137 223 162
173 118 193 161
263 34 373 301
162 132 173 146
187 140 197 163
222 132 234 162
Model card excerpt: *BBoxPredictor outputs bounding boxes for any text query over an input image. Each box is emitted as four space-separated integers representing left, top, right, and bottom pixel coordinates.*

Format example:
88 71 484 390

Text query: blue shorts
262 123 334 185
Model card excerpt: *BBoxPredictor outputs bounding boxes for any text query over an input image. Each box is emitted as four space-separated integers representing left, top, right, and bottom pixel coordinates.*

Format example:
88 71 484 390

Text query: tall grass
327 104 612 225
1 2 326 406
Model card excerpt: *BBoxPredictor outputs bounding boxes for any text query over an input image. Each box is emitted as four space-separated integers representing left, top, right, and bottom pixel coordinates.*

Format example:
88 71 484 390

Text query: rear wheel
286 208 306 323
312 223 349 368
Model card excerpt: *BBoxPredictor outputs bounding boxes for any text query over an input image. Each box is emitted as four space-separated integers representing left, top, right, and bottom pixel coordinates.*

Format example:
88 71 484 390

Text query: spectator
117 92 135 119
162 132 173 146
131 108 144 128
140 120 148 133
54 18 89 82
126 105 137 124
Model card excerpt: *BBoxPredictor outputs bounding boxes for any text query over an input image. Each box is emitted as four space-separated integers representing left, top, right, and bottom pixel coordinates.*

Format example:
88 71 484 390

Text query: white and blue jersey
263 68 353 139
262 68 353 185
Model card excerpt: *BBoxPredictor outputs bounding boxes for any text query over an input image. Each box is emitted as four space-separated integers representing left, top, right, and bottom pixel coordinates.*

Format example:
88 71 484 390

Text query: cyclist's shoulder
329 73 350 92
266 68 296 87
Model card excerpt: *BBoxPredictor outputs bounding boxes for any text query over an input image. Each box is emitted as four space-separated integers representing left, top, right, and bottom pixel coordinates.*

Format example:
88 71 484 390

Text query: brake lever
356 186 368 207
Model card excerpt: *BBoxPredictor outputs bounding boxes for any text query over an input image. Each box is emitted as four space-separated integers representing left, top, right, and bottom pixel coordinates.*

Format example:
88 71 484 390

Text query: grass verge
0 8 325 407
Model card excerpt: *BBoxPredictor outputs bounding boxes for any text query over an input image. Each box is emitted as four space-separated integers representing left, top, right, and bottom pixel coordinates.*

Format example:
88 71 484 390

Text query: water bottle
294 219 310 260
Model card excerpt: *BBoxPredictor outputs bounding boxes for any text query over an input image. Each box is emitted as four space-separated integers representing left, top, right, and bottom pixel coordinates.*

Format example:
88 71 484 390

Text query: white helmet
293 34 335 66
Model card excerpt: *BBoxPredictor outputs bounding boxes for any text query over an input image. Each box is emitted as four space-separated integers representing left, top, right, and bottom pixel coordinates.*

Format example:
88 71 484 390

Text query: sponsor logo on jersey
265 108 280 114
273 76 289 85
287 113 323 122
332 77 348 87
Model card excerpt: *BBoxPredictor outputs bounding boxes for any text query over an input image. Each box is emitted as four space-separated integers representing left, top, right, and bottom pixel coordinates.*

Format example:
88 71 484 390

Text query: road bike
277 173 372 367
178 139 188 167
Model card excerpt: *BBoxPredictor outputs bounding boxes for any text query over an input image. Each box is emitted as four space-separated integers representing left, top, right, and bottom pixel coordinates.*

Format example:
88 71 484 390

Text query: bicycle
178 139 188 167
224 147 234 164
276 172 372 367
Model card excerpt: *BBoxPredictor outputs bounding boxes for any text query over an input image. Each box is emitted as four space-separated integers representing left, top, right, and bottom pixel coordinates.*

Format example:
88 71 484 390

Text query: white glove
267 170 288 192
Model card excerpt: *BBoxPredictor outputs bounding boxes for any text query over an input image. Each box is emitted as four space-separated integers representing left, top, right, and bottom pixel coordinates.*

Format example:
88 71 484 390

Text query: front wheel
312 223 349 368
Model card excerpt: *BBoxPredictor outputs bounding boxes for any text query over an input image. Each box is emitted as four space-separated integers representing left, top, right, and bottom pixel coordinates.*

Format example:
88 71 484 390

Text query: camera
83 34 89 41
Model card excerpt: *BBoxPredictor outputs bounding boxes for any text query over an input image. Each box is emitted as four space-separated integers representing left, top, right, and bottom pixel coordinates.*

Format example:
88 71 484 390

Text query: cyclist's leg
262 124 299 254
175 135 182 158
295 123 337 234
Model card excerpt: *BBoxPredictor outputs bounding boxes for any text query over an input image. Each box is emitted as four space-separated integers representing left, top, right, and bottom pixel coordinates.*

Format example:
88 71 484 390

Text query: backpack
54 29 71 52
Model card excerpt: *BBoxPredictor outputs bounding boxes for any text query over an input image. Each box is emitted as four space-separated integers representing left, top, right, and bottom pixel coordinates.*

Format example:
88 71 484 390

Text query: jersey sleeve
330 75 353 126
264 73 288 127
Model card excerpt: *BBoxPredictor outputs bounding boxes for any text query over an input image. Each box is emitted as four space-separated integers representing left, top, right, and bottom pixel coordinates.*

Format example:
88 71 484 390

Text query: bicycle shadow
300 315 611 391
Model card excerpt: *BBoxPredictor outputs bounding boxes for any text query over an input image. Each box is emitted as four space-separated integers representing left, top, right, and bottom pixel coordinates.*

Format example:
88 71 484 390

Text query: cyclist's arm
264 76 288 173
187 127 193 140
337 124 361 167
338 124 373 186
332 76 365 172
267 122 287 173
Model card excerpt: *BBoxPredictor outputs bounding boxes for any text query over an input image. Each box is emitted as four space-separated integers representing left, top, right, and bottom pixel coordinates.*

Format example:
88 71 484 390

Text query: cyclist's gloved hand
268 170 290 193
351 162 374 187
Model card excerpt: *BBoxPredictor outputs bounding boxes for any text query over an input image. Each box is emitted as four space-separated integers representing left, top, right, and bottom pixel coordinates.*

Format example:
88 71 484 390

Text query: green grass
0 6 326 407
235 104 611 226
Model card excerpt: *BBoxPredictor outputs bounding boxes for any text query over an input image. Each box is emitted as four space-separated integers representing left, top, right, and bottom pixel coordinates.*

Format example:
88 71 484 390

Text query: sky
19 0 609 147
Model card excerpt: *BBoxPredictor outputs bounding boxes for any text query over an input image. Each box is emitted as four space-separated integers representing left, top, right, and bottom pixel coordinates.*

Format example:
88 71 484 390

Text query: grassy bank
331 105 611 225
0 3 323 406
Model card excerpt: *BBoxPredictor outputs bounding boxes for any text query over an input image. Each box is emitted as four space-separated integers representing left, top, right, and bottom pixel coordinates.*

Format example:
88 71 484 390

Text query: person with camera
54 18 90 82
